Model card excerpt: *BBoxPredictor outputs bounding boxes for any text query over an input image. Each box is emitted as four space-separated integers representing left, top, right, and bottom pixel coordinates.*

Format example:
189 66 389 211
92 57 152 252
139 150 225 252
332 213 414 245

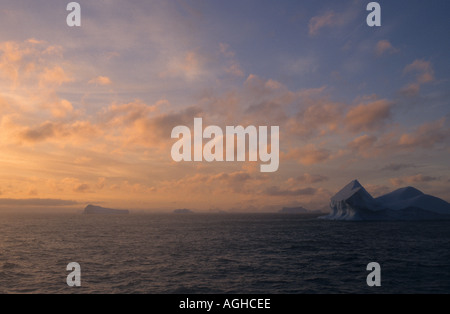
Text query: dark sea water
0 213 449 294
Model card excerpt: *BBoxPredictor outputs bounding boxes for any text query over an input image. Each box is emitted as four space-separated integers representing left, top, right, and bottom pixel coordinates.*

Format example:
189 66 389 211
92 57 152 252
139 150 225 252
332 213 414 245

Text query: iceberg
322 180 450 221
83 204 129 215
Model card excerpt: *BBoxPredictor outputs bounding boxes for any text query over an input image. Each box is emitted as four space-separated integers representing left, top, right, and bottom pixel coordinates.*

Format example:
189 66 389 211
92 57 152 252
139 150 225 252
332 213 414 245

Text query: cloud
161 51 204 81
398 118 449 149
219 43 235 58
42 97 74 119
99 99 202 149
400 83 420 97
0 198 78 207
26 38 46 45
288 99 343 137
219 43 244 77
292 173 329 184
0 41 30 84
89 76 112 86
375 40 398 56
347 134 378 157
0 39 78 126
225 62 244 77
17 120 99 144
365 184 392 198
74 183 91 193
390 174 440 187
345 99 392 133
308 11 336 36
381 163 416 172
308 8 356 36
404 60 435 84
39 66 71 87
211 171 252 185
264 186 317 197
401 59 435 96
20 121 55 142
284 144 331 165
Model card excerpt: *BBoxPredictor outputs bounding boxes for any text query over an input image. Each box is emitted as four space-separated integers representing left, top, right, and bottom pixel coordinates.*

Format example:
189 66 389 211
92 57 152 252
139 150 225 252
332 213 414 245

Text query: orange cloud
17 120 100 144
41 97 74 118
89 76 112 86
284 144 331 165
39 66 71 87
347 134 378 157
345 99 392 133
398 118 448 149
73 183 91 193
161 51 204 81
287 173 329 184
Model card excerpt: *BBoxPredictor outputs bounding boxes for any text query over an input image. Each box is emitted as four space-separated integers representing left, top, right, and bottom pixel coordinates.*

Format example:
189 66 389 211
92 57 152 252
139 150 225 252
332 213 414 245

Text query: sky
0 0 449 212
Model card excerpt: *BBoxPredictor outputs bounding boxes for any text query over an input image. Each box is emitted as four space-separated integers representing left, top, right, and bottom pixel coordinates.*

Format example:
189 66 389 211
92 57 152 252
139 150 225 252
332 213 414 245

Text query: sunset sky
0 0 449 212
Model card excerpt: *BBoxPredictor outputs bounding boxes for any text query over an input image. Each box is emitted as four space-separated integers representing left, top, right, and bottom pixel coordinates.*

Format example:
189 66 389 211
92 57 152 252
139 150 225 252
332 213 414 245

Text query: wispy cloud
381 163 416 172
375 40 398 56
308 11 336 36
89 76 112 86
390 174 441 187
0 198 78 207
264 186 318 197
401 59 435 96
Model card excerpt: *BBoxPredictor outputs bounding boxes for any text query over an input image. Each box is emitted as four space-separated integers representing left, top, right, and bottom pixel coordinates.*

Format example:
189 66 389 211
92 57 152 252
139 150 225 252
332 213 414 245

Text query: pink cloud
308 11 336 36
375 40 398 56
401 60 435 96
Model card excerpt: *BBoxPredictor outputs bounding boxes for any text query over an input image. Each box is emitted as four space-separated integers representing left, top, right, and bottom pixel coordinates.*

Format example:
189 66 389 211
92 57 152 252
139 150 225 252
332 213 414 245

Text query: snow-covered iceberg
322 180 450 221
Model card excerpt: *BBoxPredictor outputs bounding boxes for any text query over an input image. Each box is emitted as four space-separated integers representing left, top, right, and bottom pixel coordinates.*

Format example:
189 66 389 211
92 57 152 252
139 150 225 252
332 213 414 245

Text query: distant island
83 204 129 215
173 209 194 214
279 206 309 214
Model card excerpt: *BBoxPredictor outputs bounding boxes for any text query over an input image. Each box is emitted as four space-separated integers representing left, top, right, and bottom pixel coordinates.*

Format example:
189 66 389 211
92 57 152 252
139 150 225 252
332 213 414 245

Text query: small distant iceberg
322 180 450 221
279 206 309 214
83 204 129 215
173 209 194 214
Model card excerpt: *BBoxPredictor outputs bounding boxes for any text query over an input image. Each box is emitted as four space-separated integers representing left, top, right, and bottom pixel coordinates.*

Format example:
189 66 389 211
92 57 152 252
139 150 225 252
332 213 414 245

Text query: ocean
0 213 449 294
